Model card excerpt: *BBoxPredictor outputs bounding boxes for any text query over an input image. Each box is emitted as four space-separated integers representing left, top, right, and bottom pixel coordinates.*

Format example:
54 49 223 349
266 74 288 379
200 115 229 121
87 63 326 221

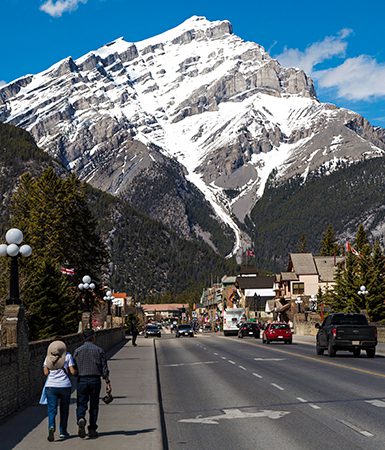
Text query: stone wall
0 327 125 421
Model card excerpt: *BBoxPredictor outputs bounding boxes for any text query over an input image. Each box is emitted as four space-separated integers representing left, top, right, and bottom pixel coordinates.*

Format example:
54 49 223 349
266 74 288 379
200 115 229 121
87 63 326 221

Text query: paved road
157 333 385 450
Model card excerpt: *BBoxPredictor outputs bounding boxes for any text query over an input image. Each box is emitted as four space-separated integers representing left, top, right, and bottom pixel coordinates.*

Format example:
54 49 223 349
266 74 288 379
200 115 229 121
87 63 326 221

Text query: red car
262 322 292 344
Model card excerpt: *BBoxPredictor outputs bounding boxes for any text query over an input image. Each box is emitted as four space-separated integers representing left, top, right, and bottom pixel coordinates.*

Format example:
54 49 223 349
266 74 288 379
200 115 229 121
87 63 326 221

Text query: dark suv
238 322 260 339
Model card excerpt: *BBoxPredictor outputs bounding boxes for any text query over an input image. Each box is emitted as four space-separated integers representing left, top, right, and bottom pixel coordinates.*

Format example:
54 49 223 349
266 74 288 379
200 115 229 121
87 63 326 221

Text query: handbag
39 382 48 405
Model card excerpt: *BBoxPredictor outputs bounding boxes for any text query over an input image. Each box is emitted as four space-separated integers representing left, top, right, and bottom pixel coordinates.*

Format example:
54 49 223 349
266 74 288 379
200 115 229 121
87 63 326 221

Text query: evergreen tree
10 168 108 339
366 240 385 322
297 234 308 253
355 224 369 251
329 253 360 312
320 224 339 256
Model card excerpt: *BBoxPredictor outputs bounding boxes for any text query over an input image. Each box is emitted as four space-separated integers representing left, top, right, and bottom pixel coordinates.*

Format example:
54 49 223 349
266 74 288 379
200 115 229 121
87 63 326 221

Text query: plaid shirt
74 341 109 379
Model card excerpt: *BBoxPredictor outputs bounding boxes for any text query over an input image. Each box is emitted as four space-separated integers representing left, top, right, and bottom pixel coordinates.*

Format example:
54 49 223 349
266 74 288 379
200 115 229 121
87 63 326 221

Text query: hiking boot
47 427 55 442
88 429 99 439
78 418 86 438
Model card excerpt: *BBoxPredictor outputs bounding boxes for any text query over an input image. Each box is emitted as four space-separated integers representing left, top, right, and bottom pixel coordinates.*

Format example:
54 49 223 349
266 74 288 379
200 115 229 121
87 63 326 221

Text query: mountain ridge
1 16 384 262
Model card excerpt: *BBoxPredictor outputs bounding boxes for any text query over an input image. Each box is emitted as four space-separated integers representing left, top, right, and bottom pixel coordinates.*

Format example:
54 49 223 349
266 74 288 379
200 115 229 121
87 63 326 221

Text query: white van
223 308 246 336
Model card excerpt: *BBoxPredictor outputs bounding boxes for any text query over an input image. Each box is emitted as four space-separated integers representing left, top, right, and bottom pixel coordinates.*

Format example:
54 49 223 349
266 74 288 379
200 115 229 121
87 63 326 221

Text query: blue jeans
46 386 71 433
76 376 101 430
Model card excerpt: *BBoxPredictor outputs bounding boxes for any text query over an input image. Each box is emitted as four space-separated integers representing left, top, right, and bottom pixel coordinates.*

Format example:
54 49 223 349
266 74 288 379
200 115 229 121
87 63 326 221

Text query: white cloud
315 56 385 101
0 80 6 87
276 29 385 101
275 29 352 74
40 0 88 18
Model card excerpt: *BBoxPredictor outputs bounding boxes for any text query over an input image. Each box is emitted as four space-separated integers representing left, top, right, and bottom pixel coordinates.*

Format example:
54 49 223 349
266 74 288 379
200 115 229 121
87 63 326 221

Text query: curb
154 339 169 450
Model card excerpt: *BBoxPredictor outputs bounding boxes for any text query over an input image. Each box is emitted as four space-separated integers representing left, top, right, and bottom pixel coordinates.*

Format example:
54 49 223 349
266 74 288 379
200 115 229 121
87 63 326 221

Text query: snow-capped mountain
1 16 384 256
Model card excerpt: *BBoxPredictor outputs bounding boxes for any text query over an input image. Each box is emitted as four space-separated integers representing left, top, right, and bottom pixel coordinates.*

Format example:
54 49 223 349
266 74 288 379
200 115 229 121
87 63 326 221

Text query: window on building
292 282 304 294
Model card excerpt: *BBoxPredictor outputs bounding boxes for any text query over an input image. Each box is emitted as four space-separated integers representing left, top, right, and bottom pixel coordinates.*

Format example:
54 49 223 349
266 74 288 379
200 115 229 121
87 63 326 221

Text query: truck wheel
353 348 360 357
328 341 336 357
316 342 324 355
366 348 376 358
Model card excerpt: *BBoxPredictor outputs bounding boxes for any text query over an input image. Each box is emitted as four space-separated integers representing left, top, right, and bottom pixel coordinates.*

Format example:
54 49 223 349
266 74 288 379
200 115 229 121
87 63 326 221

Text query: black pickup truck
315 313 377 358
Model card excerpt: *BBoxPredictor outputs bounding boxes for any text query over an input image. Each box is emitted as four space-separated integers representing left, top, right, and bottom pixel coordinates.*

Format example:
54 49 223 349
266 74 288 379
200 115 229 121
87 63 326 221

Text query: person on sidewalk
43 339 76 442
73 329 111 439
129 316 139 346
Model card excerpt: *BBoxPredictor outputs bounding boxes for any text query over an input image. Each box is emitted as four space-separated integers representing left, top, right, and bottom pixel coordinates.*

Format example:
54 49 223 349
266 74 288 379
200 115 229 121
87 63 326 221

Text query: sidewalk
0 337 163 450
294 334 385 356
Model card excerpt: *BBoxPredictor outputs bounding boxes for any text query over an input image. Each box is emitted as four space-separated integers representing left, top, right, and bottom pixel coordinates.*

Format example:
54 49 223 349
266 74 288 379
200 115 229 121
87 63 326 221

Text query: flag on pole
60 267 75 276
345 241 360 257
246 249 255 257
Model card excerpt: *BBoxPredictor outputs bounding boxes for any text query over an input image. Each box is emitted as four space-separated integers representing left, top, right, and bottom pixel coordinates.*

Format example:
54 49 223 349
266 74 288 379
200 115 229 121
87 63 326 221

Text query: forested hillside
247 157 385 271
0 123 237 309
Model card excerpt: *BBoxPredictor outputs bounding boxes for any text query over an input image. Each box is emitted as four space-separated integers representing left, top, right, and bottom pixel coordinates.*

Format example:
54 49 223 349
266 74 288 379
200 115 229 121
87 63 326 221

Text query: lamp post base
81 312 92 331
105 315 112 329
1 304 28 347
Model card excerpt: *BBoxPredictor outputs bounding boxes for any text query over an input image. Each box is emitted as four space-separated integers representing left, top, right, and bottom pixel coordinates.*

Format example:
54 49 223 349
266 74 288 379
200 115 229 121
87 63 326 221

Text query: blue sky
1 0 385 126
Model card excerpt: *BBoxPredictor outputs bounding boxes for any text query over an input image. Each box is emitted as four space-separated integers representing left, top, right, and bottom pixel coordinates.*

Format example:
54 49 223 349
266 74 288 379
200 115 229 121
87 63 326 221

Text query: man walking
73 329 111 439
129 316 139 346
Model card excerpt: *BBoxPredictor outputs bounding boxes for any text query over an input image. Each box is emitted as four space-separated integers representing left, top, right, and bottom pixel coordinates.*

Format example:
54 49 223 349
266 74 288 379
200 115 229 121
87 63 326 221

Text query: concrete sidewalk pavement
0 337 163 450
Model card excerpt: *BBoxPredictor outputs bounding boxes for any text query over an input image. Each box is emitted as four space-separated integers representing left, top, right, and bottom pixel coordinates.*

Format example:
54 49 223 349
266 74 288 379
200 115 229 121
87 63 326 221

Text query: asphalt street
156 333 385 450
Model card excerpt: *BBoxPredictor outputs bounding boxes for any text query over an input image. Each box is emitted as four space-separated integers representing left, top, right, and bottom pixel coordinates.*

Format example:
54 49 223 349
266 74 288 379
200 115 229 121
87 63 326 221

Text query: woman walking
43 339 76 441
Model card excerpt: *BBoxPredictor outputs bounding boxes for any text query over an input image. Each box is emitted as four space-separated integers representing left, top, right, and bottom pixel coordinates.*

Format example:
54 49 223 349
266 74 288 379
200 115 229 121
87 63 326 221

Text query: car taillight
331 328 337 337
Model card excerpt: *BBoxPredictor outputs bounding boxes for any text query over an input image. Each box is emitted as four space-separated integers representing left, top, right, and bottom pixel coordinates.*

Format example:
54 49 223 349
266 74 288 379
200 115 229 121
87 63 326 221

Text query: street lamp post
103 290 114 328
295 296 303 314
78 275 95 330
0 228 32 305
358 285 369 296
309 295 318 312
358 285 368 309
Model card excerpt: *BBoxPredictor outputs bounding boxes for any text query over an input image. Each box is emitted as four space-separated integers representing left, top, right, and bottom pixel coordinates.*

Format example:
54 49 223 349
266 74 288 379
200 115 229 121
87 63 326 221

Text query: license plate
352 340 360 345
278 336 283 339
249 332 253 335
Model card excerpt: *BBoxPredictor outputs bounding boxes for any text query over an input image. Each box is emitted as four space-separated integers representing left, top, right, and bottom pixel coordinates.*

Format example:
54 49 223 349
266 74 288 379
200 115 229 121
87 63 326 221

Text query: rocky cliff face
1 16 384 255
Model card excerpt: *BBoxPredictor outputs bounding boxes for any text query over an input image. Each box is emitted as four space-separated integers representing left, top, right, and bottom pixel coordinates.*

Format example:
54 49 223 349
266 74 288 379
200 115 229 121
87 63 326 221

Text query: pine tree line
318 224 385 323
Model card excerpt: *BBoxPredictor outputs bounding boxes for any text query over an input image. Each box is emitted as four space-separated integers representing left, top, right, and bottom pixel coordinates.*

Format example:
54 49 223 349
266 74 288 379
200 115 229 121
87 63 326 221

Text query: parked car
262 322 292 344
145 324 161 338
176 324 194 338
238 322 260 339
315 313 377 357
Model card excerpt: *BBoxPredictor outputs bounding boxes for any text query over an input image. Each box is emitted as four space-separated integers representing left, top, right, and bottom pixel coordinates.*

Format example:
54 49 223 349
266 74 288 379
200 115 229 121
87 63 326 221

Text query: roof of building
314 256 345 282
236 275 274 289
280 272 299 281
141 303 189 312
221 275 237 284
289 253 318 275
113 292 129 298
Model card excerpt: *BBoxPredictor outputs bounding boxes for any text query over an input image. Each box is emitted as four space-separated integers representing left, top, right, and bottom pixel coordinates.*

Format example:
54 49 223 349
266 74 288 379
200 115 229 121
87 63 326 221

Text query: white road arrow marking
179 408 290 424
366 399 385 408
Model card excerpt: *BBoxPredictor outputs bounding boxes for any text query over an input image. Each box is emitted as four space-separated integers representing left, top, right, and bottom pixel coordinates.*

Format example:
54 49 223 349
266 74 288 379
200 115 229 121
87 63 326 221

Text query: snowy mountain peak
1 17 384 256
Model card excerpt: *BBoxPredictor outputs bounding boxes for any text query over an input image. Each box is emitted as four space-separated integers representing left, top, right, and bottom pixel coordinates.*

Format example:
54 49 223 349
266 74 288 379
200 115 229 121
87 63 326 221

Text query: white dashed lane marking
228 360 236 365
271 383 284 391
238 365 247 371
296 397 321 410
252 373 263 379
338 419 373 437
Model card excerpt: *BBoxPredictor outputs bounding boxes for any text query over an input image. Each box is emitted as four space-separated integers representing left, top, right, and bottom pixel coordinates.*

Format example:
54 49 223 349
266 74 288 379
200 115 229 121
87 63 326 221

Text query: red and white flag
60 267 75 276
345 241 360 257
246 248 255 257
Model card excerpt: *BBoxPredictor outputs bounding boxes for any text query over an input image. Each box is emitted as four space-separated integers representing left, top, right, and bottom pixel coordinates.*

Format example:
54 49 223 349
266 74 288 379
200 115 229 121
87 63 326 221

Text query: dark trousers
76 376 101 430
132 331 138 345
